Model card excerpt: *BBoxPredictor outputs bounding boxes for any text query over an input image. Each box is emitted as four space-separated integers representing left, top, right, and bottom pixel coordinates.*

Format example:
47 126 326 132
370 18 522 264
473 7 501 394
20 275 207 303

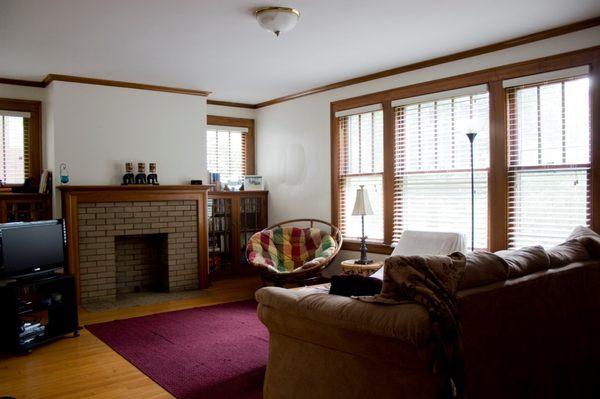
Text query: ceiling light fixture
255 7 300 37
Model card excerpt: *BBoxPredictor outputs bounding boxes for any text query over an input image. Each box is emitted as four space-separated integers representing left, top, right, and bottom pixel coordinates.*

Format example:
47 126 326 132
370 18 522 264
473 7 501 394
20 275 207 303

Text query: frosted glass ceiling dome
255 7 300 36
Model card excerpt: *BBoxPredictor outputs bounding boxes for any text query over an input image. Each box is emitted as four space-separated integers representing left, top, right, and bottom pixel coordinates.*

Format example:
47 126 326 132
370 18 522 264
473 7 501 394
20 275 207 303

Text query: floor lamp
466 132 477 251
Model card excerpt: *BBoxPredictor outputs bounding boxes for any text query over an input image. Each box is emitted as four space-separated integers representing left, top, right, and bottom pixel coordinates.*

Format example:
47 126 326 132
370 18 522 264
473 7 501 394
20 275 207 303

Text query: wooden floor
0 276 262 399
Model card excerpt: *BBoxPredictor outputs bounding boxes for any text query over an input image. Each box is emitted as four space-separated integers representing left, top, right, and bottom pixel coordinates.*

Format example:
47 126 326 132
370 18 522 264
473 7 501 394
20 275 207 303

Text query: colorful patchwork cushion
247 227 337 273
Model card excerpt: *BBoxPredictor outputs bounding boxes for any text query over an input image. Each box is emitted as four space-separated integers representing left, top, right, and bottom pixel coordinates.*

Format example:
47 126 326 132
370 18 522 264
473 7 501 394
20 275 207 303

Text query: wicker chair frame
246 218 343 287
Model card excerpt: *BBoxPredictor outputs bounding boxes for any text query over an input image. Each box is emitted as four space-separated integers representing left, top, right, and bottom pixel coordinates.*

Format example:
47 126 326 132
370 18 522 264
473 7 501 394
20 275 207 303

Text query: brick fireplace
59 186 210 304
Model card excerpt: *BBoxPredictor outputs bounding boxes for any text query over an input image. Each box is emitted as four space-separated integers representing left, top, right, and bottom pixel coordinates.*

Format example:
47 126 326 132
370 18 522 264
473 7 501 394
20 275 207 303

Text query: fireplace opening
115 234 169 296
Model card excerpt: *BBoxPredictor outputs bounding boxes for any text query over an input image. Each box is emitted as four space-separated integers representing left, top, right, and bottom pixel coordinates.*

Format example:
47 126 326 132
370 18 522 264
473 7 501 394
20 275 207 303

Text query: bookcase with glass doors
207 191 268 280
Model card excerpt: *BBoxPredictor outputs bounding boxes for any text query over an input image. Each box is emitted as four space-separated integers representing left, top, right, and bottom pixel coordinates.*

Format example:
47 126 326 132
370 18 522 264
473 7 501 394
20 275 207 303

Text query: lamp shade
352 185 374 216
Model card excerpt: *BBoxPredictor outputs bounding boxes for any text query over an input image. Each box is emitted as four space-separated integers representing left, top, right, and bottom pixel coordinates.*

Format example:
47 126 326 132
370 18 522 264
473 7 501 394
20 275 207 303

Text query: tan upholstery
257 258 600 399
546 239 590 268
494 245 550 277
458 251 508 290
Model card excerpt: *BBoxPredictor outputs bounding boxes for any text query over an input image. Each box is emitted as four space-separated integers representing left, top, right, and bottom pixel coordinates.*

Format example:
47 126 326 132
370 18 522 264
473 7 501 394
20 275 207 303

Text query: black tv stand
0 273 79 354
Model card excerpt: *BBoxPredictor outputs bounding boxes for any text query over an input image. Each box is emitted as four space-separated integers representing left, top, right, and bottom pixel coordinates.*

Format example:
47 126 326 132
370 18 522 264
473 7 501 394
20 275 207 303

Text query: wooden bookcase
208 191 268 280
0 193 52 223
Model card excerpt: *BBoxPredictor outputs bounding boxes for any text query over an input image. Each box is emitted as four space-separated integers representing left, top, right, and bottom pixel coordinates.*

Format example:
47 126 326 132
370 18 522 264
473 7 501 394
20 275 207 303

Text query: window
206 115 255 187
336 107 384 241
331 48 599 254
0 99 40 187
206 126 247 185
393 88 490 249
506 74 591 248
0 111 29 184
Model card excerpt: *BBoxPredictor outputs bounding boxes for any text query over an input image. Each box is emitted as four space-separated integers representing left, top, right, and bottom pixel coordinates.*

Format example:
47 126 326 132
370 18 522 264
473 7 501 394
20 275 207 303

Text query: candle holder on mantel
135 163 147 185
147 163 159 185
122 162 135 185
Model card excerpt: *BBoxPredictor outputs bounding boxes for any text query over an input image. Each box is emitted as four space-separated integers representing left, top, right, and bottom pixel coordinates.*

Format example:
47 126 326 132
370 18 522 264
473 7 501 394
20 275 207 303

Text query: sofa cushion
256 286 432 346
546 239 590 268
495 245 550 278
458 251 509 290
568 226 600 258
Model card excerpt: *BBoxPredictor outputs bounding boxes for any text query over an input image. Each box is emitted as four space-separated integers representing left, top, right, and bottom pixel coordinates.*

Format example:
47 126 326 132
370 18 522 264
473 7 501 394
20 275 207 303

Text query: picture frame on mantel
243 175 264 191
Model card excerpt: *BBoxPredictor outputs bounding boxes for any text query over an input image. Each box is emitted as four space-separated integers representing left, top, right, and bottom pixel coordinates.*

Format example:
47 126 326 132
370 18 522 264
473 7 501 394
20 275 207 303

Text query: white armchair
391 230 466 256
371 230 466 279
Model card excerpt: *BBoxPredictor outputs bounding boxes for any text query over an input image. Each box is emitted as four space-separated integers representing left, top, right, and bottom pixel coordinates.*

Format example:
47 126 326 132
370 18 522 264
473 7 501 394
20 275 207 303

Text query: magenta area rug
86 300 268 399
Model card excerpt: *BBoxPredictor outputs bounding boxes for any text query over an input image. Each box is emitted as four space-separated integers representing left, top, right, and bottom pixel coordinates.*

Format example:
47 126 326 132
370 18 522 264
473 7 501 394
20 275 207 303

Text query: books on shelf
209 216 230 231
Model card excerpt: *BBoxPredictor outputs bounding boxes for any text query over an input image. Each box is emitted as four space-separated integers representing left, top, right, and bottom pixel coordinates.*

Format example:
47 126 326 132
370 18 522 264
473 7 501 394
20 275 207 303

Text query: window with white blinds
337 108 384 241
206 127 247 185
393 90 489 249
0 111 30 185
506 75 591 248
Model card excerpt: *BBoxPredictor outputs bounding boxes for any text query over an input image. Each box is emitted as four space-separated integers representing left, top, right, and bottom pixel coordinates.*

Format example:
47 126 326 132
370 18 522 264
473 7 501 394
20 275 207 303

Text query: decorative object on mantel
190 180 203 185
59 163 69 184
122 162 135 185
147 163 159 185
255 6 300 37
243 175 264 191
135 163 147 185
352 185 374 265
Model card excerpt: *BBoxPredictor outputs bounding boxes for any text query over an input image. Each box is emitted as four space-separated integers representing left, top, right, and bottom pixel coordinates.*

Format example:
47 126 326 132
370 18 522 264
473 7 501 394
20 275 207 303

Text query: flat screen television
0 220 66 279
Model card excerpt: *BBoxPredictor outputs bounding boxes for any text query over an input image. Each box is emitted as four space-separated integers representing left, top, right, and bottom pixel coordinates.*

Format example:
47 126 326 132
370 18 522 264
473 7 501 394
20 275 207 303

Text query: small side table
340 259 383 277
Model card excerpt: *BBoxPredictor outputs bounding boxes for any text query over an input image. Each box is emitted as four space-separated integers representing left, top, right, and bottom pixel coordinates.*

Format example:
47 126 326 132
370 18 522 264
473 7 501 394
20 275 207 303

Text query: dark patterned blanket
359 253 466 398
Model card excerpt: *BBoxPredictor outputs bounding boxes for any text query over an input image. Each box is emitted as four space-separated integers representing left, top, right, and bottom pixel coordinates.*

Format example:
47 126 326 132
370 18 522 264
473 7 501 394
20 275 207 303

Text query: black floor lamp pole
466 132 477 251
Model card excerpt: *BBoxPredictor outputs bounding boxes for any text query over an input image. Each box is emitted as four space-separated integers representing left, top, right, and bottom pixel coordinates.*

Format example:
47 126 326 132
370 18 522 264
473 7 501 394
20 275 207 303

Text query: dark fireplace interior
115 234 169 296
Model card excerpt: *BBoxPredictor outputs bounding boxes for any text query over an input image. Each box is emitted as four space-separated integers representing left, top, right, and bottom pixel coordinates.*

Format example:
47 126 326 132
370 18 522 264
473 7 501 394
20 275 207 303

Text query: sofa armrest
255 286 432 346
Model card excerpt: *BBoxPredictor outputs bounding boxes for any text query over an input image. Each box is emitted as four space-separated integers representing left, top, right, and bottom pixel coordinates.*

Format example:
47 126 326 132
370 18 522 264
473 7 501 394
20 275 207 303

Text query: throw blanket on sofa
359 253 466 398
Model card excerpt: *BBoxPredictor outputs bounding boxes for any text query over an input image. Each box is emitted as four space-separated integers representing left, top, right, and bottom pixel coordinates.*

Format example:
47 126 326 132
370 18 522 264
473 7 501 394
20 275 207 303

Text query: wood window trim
331 46 600 253
0 97 42 186
207 115 255 175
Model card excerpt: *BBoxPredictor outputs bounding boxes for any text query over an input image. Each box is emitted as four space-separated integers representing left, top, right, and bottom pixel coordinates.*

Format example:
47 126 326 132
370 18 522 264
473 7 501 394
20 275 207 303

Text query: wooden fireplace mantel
59 185 211 303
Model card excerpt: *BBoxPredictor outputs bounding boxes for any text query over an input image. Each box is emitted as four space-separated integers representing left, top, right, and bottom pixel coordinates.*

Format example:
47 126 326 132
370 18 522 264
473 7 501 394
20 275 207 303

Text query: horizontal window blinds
394 91 489 249
338 110 384 241
207 127 247 185
0 113 29 184
506 75 591 248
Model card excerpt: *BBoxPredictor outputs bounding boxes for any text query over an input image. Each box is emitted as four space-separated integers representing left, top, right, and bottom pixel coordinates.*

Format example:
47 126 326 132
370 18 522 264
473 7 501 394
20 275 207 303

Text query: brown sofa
256 232 600 399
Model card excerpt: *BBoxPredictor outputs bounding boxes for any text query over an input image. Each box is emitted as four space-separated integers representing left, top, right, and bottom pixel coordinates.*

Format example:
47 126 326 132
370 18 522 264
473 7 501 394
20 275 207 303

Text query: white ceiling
1 0 599 104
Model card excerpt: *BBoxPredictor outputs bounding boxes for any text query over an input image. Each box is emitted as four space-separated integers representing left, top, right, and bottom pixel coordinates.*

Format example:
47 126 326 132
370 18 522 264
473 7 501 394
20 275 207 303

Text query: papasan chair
246 219 343 287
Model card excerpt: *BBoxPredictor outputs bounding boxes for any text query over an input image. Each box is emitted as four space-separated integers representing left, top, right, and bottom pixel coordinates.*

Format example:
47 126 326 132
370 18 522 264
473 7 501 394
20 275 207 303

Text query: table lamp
352 185 374 264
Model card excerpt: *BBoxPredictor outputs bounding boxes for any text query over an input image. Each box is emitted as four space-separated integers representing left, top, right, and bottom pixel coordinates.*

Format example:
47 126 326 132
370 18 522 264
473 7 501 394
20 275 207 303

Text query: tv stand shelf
0 273 79 354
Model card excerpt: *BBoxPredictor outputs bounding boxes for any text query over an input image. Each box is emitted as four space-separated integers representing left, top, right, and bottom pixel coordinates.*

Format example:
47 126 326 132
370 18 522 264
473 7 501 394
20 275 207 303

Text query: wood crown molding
42 74 210 96
0 17 598 107
331 45 600 112
0 77 45 88
207 99 256 109
254 16 600 108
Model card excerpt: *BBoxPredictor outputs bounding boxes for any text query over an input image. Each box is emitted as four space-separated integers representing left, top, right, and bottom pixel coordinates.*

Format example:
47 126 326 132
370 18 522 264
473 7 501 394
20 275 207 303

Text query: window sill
341 239 393 255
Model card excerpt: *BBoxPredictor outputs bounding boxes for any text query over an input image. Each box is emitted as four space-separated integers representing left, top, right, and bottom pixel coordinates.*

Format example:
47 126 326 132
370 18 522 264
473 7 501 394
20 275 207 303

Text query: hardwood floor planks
0 276 262 399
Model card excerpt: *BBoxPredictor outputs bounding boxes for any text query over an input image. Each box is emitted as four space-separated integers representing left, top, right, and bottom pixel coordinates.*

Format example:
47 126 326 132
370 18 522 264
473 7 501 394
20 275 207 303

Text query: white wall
0 83 45 101
207 103 255 119
49 81 207 187
255 26 600 265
